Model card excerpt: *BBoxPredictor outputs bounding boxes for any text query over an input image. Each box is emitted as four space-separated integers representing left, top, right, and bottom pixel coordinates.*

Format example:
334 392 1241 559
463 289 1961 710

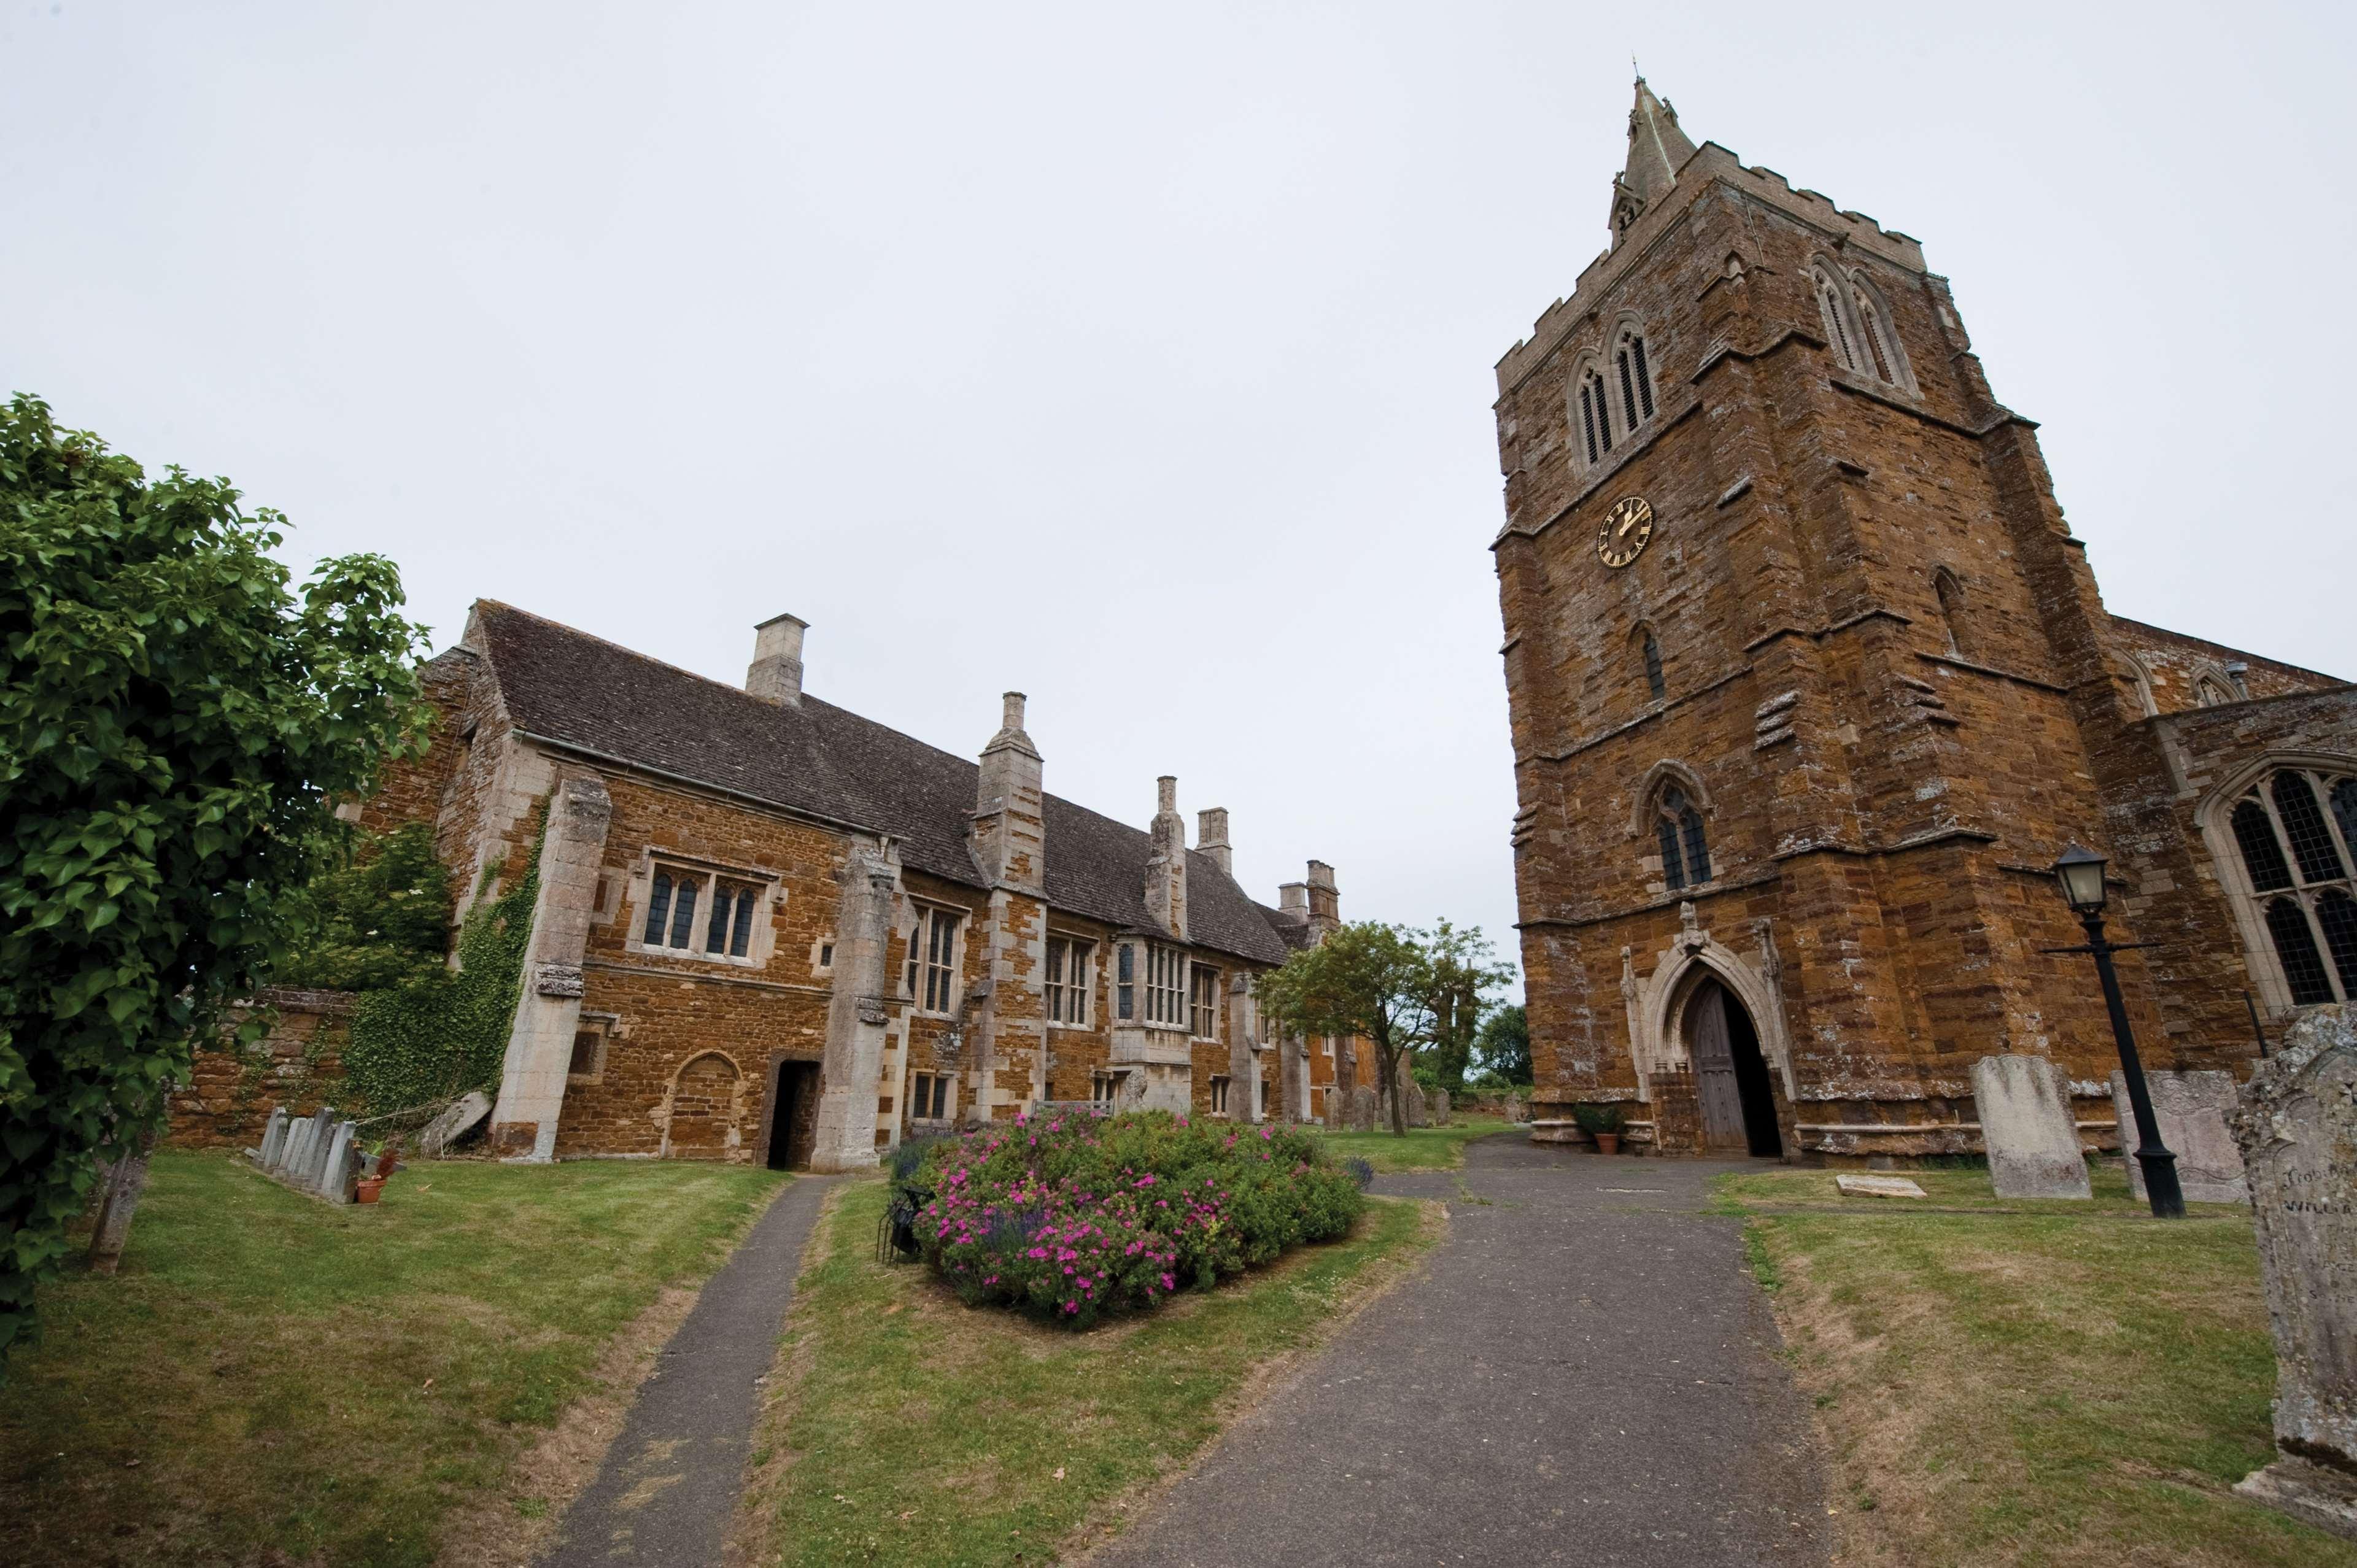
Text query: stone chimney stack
746 613 808 706
973 692 1045 893
1305 860 1340 939
1145 775 1189 940
1279 881 1309 917
1197 808 1232 877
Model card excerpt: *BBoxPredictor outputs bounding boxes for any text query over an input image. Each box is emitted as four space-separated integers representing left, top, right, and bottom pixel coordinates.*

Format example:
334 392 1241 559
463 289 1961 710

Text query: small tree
0 394 428 1361
1473 1002 1532 1087
1257 921 1512 1135
1421 919 1495 1097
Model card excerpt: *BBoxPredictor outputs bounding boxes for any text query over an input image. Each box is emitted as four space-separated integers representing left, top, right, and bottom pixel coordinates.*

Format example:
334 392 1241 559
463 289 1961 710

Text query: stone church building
1494 82 2354 1160
340 601 1361 1169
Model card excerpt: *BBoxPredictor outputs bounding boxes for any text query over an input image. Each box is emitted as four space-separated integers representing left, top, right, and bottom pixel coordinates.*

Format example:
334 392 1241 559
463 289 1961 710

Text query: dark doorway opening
1684 979 1784 1158
767 1060 820 1171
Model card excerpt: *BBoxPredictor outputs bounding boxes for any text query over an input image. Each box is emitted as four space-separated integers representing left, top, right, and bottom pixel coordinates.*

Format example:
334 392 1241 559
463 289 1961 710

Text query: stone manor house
1495 81 2354 1160
314 601 1371 1169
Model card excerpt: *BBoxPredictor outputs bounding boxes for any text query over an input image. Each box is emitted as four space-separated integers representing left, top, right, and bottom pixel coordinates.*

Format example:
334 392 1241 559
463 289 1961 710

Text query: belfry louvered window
1813 270 1858 372
1616 333 1655 428
1655 784 1711 892
2221 767 2357 1007
1578 380 1603 465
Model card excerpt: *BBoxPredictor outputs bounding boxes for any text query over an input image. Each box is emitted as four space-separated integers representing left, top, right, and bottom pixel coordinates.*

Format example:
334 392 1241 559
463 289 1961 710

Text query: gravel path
1091 1135 1830 1568
541 1173 837 1568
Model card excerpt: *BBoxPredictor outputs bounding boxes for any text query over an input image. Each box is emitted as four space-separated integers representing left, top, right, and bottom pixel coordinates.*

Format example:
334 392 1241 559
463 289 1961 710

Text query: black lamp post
2046 846 2184 1219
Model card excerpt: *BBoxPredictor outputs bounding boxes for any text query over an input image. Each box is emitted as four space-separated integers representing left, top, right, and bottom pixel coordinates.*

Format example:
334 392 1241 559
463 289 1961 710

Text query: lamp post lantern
2045 846 2184 1219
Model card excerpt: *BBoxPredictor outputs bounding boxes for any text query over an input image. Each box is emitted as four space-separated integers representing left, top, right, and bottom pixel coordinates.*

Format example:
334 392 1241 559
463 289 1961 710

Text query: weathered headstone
1836 1174 1927 1199
1972 1054 2091 1200
1430 1089 1452 1127
301 1109 338 1191
419 1091 493 1157
278 1116 313 1179
255 1107 288 1169
317 1121 356 1202
1403 1079 1429 1129
2231 1005 2357 1540
2111 1068 2248 1205
1350 1085 1378 1132
1503 1094 1526 1124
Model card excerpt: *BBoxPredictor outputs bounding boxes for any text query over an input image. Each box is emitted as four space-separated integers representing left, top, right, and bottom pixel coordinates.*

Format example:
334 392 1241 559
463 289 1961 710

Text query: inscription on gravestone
2110 1069 2248 1205
2231 1006 2357 1540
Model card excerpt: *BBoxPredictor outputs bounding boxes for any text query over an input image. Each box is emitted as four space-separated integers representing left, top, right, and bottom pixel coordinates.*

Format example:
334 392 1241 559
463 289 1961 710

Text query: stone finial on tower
747 613 808 706
1198 807 1232 877
1145 775 1189 940
973 692 1043 893
1609 75 1698 245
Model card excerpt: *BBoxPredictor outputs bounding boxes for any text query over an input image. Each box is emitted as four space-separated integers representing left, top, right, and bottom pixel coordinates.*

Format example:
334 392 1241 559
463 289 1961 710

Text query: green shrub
1571 1103 1626 1135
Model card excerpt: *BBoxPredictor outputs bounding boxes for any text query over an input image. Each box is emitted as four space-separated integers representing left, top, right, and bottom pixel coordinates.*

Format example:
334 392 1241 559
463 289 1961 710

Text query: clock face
1596 495 1655 569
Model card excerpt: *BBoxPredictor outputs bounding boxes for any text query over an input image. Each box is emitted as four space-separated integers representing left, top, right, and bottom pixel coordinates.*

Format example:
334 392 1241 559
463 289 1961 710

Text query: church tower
1488 79 2280 1161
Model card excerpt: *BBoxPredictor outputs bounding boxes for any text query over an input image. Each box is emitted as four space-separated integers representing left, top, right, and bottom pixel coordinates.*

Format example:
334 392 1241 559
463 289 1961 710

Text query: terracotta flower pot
1594 1132 1622 1155
355 1176 387 1205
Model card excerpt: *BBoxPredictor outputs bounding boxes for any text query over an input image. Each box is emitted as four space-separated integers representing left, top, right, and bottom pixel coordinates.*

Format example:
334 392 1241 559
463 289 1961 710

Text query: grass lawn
1720 1164 2357 1568
0 1149 786 1568
1312 1114 1517 1172
743 1180 1435 1567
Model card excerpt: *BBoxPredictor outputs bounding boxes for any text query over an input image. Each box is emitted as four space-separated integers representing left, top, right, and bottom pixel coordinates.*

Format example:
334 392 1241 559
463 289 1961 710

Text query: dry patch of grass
0 1150 786 1568
1721 1164 2357 1568
1312 1115 1515 1172
738 1180 1437 1567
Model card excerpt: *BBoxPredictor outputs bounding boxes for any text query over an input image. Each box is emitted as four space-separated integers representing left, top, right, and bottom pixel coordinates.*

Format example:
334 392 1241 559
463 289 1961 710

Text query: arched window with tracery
2216 764 2357 1007
1847 273 1914 392
1810 267 1859 373
2196 673 2238 708
1635 624 1666 702
1654 783 1712 892
1932 569 1968 658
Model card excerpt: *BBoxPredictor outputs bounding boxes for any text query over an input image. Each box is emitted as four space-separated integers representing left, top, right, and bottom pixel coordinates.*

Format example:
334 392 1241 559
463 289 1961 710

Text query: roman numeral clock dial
1596 495 1655 569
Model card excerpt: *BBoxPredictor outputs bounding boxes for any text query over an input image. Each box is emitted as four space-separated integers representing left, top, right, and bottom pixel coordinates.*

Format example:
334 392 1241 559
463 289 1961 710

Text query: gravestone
2230 1006 2357 1540
301 1110 338 1191
1503 1094 1525 1125
1430 1089 1452 1127
317 1121 356 1202
1836 1174 1926 1199
1350 1086 1378 1132
419 1091 493 1157
1972 1054 2091 1200
255 1107 289 1169
2110 1069 2248 1205
1403 1079 1429 1129
278 1116 314 1179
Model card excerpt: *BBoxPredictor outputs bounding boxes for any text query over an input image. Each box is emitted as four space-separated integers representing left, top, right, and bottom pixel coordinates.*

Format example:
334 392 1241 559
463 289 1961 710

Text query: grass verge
1722 1164 2357 1567
1312 1115 1515 1172
0 1149 786 1568
741 1179 1436 1567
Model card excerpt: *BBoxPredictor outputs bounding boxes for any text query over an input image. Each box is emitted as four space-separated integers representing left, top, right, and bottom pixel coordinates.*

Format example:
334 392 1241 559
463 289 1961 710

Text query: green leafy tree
0 393 428 1361
1420 918 1500 1097
275 821 453 992
1473 1002 1532 1087
1256 921 1512 1135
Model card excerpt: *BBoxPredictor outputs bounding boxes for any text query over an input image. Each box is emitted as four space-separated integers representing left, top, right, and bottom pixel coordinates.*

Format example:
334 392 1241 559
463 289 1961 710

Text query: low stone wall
166 989 357 1150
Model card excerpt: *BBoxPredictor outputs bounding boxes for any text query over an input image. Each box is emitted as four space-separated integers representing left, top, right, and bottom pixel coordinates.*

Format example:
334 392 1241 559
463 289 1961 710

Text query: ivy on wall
335 811 544 1121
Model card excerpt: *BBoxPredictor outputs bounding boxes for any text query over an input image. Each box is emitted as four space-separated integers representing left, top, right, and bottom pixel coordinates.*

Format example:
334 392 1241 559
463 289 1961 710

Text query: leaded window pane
1681 809 1711 885
706 886 733 953
2274 773 2348 884
2318 891 2357 997
1658 816 1686 890
2332 781 2357 866
643 873 672 945
2233 799 2293 892
730 887 756 956
2267 897 2335 1006
1643 631 1665 701
669 878 699 949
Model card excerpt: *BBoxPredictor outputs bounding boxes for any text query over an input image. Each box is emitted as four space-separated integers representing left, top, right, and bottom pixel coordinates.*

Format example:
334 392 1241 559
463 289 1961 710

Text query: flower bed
902 1111 1367 1327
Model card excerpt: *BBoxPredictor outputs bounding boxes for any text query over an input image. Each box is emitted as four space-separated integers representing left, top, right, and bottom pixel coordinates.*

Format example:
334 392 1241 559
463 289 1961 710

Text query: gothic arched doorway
1681 979 1782 1157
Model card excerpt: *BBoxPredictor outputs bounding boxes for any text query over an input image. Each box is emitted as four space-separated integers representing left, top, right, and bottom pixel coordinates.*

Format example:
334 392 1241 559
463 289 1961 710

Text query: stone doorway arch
1678 978 1783 1157
1624 903 1797 1142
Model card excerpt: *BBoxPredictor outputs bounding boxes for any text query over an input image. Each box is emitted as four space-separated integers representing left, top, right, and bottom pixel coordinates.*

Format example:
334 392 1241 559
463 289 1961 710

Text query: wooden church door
1688 983 1747 1150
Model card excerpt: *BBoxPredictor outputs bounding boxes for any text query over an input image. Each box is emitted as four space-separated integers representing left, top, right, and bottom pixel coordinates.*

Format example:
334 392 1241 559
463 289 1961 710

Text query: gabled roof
468 601 1290 965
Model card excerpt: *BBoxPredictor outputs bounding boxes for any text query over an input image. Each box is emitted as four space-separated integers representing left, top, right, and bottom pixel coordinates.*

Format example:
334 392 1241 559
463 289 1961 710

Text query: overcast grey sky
7 2 2351 991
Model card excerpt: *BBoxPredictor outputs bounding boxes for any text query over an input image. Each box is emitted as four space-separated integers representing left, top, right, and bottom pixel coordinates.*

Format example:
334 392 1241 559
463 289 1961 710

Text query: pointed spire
1608 75 1698 246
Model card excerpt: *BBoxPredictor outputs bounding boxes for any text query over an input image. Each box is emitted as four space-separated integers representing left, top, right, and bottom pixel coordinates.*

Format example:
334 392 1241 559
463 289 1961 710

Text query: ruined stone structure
1493 81 2355 1160
343 601 1353 1167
